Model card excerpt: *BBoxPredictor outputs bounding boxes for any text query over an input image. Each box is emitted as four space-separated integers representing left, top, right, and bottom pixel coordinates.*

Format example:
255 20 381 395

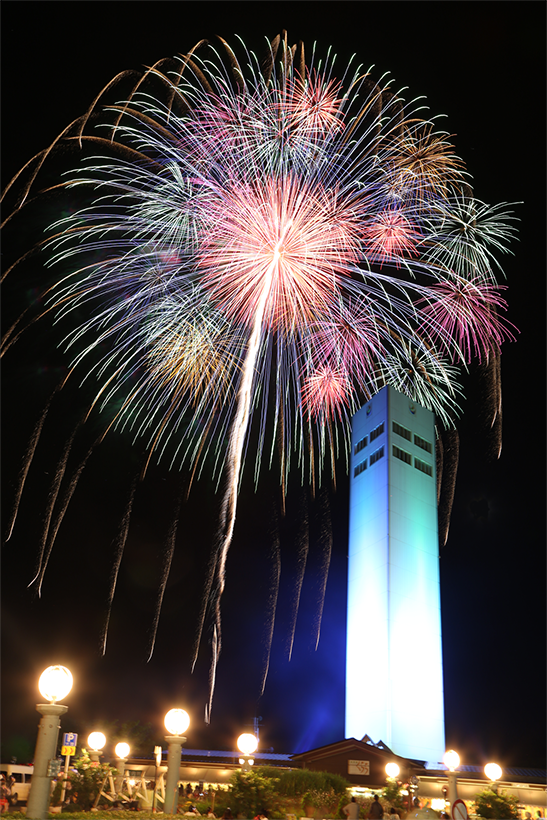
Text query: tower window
354 435 368 454
415 457 433 476
370 446 385 465
393 444 412 464
354 460 367 477
392 421 412 441
370 422 385 442
414 434 432 453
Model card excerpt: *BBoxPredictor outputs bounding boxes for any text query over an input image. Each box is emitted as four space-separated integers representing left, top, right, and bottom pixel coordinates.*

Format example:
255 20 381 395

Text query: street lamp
164 709 190 815
386 762 400 780
237 733 258 771
115 742 131 800
443 750 460 816
484 763 502 790
26 665 73 820
87 732 106 763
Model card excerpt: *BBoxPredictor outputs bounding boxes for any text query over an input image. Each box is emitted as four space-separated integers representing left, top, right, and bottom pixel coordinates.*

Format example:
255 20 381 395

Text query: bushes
229 770 279 818
228 767 351 819
273 770 349 798
473 787 519 819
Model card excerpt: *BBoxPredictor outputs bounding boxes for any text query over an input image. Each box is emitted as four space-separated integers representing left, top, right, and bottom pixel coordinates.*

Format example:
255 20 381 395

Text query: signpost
60 733 78 806
452 799 468 820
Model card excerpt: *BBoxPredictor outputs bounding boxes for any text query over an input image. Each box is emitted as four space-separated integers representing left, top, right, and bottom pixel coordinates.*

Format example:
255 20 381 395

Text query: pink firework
198 174 361 331
419 279 517 363
364 207 421 266
308 298 385 399
302 365 352 421
284 71 345 136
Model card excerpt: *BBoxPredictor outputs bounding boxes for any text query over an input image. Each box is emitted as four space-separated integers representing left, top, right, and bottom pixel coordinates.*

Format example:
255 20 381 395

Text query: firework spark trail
5 387 59 541
204 238 285 719
311 489 333 651
147 481 185 661
29 422 81 595
436 434 444 505
258 505 281 698
34 440 98 595
438 428 460 547
100 474 138 656
286 490 310 662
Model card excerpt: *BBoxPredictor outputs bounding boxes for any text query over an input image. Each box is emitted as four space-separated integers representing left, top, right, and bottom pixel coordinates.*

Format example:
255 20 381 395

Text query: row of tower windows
355 447 432 477
354 422 384 455
354 421 432 461
353 445 385 477
393 445 433 476
392 422 433 454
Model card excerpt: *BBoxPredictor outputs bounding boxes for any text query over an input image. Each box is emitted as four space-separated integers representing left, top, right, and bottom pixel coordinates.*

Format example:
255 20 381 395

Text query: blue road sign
63 733 78 747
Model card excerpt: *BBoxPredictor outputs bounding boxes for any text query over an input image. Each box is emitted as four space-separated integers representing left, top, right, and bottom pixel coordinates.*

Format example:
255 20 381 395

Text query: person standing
0 777 9 815
344 797 360 820
368 795 384 819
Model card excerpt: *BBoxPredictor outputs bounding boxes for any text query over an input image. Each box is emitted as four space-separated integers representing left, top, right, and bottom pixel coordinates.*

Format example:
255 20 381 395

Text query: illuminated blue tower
345 385 445 764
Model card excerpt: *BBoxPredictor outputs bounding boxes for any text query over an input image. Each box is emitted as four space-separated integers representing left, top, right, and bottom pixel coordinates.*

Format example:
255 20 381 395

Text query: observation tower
345 385 445 764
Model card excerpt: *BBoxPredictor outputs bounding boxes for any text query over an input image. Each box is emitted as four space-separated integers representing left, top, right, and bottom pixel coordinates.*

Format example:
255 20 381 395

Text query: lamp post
164 708 190 814
26 665 73 820
385 764 401 813
484 763 502 791
88 732 106 764
115 742 131 800
443 750 460 817
237 733 258 772
153 745 162 813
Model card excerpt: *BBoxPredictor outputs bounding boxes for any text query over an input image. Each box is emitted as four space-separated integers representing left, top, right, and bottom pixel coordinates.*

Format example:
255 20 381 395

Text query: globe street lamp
484 763 502 790
88 732 106 763
237 733 258 771
386 762 400 780
26 665 73 820
115 742 131 800
443 750 460 816
164 709 190 814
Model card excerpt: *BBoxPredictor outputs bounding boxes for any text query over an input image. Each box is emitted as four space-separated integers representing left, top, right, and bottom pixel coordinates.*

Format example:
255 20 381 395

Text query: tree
473 787 519 819
229 769 278 818
59 749 117 811
382 780 405 812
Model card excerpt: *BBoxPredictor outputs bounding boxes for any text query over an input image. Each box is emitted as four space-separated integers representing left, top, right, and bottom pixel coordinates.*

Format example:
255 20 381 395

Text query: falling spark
100 474 138 656
5 387 59 542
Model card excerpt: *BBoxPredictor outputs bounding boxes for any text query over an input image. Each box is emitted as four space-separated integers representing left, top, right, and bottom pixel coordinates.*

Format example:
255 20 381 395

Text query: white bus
0 764 34 806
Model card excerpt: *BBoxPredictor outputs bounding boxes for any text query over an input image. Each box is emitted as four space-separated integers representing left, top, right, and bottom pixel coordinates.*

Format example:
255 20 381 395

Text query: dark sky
2 1 546 772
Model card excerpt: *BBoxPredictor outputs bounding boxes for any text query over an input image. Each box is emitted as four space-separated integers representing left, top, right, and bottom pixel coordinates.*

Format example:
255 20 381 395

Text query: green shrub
473 787 519 819
229 769 279 818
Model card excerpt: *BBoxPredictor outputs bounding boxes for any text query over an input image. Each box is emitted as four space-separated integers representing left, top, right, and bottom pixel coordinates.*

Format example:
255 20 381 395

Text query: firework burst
2 32 519 718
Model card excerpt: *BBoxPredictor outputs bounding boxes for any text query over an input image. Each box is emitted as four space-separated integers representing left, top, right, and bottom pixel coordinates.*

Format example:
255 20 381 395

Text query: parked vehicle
0 764 34 806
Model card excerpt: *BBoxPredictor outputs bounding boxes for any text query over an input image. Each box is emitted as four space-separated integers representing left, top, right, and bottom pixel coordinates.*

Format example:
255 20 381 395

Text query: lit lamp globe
164 710 190 815
115 742 130 760
237 733 257 770
164 709 190 736
484 763 502 783
38 665 73 703
386 762 400 780
443 750 460 772
88 732 106 763
237 734 258 756
443 750 460 811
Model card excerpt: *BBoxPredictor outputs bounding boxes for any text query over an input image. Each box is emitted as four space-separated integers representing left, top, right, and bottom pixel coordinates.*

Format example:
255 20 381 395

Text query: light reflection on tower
346 385 445 765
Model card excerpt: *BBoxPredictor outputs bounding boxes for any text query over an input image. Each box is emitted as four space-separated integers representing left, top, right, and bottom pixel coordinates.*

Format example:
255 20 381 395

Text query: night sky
2 1 545 773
